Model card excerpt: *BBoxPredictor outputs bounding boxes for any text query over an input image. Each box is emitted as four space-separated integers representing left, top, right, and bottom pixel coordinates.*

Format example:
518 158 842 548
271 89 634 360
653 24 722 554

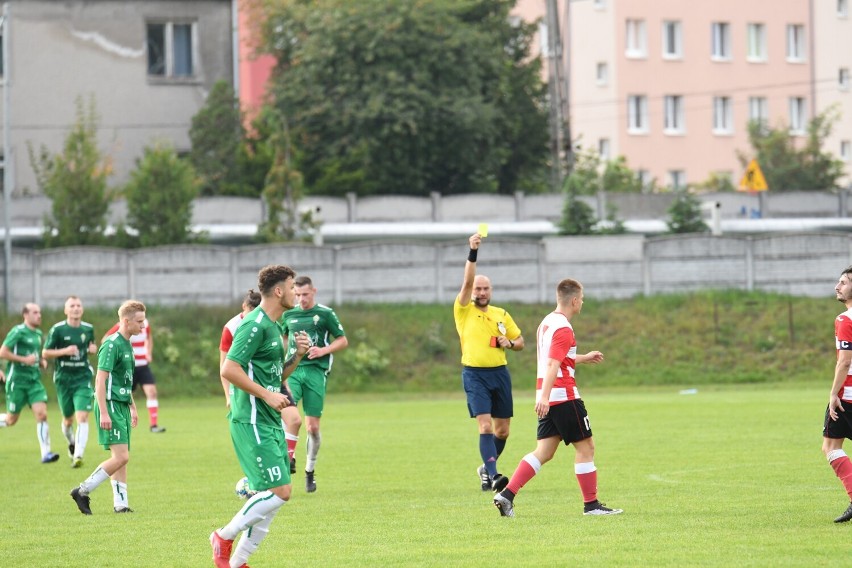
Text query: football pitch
0 385 847 567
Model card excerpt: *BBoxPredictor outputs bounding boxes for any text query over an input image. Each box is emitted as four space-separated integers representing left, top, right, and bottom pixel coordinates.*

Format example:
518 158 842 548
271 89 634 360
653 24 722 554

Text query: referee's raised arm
458 233 482 307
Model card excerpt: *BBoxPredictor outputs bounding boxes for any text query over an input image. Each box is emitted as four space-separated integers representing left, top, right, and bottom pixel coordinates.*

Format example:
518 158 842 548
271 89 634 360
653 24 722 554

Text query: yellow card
478 223 489 238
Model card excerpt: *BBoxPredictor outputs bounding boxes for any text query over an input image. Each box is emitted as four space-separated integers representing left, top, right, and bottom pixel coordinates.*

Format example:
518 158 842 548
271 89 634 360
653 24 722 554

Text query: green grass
1 290 840 397
0 385 846 567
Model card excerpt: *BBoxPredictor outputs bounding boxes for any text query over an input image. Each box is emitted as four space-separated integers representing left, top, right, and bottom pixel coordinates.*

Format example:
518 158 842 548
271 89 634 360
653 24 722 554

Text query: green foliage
559 149 630 235
739 106 845 191
122 144 201 247
28 96 113 247
340 328 390 390
189 80 262 197
693 170 737 193
666 192 709 234
260 0 549 196
255 110 320 242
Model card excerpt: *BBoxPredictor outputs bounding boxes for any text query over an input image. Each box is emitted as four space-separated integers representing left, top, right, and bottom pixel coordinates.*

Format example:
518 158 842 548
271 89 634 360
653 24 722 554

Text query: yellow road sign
738 159 768 192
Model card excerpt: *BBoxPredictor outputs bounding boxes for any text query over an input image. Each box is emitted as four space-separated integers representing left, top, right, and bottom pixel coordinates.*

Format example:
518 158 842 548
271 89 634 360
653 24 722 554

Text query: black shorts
537 399 592 445
823 403 852 439
132 365 156 389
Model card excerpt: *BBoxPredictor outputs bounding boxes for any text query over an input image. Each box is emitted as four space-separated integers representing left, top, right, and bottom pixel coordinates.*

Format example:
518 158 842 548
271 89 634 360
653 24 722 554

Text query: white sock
219 492 286 540
80 466 110 495
0 413 7 427
230 509 278 568
62 423 75 445
37 421 52 458
306 431 321 472
111 480 129 509
75 423 89 458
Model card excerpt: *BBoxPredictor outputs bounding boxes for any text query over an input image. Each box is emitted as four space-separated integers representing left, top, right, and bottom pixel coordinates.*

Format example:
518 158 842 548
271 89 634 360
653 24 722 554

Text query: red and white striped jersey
535 311 580 406
835 308 852 402
220 312 245 353
106 319 150 368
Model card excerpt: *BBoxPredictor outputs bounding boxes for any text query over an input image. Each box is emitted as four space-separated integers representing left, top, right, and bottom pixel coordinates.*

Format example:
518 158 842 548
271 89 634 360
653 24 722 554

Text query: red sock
576 470 598 503
507 459 538 495
287 439 298 460
831 455 852 499
147 403 158 427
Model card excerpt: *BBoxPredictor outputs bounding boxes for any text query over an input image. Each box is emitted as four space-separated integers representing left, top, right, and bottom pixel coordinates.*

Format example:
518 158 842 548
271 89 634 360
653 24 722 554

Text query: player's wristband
468 249 478 262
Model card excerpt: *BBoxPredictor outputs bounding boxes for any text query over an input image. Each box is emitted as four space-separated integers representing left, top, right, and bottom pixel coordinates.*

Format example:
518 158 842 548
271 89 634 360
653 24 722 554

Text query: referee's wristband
468 248 478 262
508 340 515 350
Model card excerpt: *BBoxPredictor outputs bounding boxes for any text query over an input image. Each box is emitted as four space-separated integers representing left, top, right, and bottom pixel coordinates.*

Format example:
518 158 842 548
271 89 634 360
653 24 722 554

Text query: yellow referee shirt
453 297 521 368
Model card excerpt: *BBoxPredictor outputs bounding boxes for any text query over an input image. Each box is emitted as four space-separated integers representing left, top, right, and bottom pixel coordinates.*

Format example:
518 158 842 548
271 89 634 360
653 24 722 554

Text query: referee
453 232 524 492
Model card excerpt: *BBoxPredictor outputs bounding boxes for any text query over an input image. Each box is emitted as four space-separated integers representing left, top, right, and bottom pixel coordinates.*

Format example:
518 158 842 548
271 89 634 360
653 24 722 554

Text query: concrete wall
4 232 847 309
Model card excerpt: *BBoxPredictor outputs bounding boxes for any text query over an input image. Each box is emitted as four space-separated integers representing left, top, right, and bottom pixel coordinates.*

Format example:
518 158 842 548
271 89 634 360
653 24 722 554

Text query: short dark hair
842 266 852 279
294 275 313 288
258 265 296 296
243 289 261 310
556 278 583 304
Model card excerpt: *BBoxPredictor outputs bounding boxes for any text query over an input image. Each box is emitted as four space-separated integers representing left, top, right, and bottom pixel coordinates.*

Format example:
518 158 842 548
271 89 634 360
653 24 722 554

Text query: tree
123 144 200 247
558 148 629 235
738 106 845 191
259 0 549 196
189 81 262 196
666 193 708 234
28 97 113 247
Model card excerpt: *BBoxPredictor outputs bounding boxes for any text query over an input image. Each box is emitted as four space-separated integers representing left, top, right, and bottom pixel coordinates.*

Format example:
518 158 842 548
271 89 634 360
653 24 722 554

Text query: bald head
472 275 492 309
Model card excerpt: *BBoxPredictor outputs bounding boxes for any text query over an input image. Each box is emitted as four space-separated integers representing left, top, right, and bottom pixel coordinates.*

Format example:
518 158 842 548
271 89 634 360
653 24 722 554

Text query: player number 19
266 466 282 482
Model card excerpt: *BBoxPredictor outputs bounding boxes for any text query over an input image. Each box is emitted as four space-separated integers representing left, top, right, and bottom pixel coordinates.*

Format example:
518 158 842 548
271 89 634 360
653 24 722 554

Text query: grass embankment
0 290 839 397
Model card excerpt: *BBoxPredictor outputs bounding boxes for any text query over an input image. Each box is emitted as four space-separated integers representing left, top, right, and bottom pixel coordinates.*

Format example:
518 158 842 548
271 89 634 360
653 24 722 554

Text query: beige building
514 0 852 189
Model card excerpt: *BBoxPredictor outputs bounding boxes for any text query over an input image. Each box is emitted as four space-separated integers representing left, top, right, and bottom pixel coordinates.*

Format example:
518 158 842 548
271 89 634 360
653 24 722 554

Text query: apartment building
515 0 851 188
0 0 234 195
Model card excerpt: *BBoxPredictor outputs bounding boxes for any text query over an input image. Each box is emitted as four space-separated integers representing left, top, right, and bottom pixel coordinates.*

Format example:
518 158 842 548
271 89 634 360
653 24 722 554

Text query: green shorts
56 378 94 418
4 379 48 415
229 421 291 491
287 366 328 417
95 401 131 450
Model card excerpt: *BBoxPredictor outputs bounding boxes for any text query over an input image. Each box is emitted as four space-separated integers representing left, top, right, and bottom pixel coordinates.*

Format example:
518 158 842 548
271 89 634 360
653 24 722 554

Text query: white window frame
713 96 733 134
786 24 806 62
668 170 686 190
840 67 850 91
147 20 199 79
627 95 649 134
789 96 807 135
839 0 849 18
747 23 767 62
637 169 653 191
626 19 647 59
711 22 731 61
598 138 611 160
662 20 682 60
596 62 609 86
841 140 851 162
664 95 685 134
538 22 551 58
594 0 607 10
748 96 768 125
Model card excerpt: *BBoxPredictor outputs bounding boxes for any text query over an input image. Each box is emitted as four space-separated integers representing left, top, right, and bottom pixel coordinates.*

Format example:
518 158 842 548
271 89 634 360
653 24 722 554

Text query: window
627 95 649 133
747 23 767 61
598 138 611 160
840 67 850 90
713 96 733 134
637 169 653 190
841 140 851 162
668 170 686 190
594 0 607 9
664 95 685 133
786 24 806 62
748 96 768 124
147 21 196 78
596 62 609 86
626 19 647 58
840 0 849 17
711 22 731 60
0 33 3 78
538 22 551 58
662 20 682 59
789 96 807 134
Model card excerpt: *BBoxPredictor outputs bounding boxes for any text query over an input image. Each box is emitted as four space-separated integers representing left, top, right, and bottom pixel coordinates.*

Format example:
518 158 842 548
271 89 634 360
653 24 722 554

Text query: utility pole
545 0 572 191
1 3 12 311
